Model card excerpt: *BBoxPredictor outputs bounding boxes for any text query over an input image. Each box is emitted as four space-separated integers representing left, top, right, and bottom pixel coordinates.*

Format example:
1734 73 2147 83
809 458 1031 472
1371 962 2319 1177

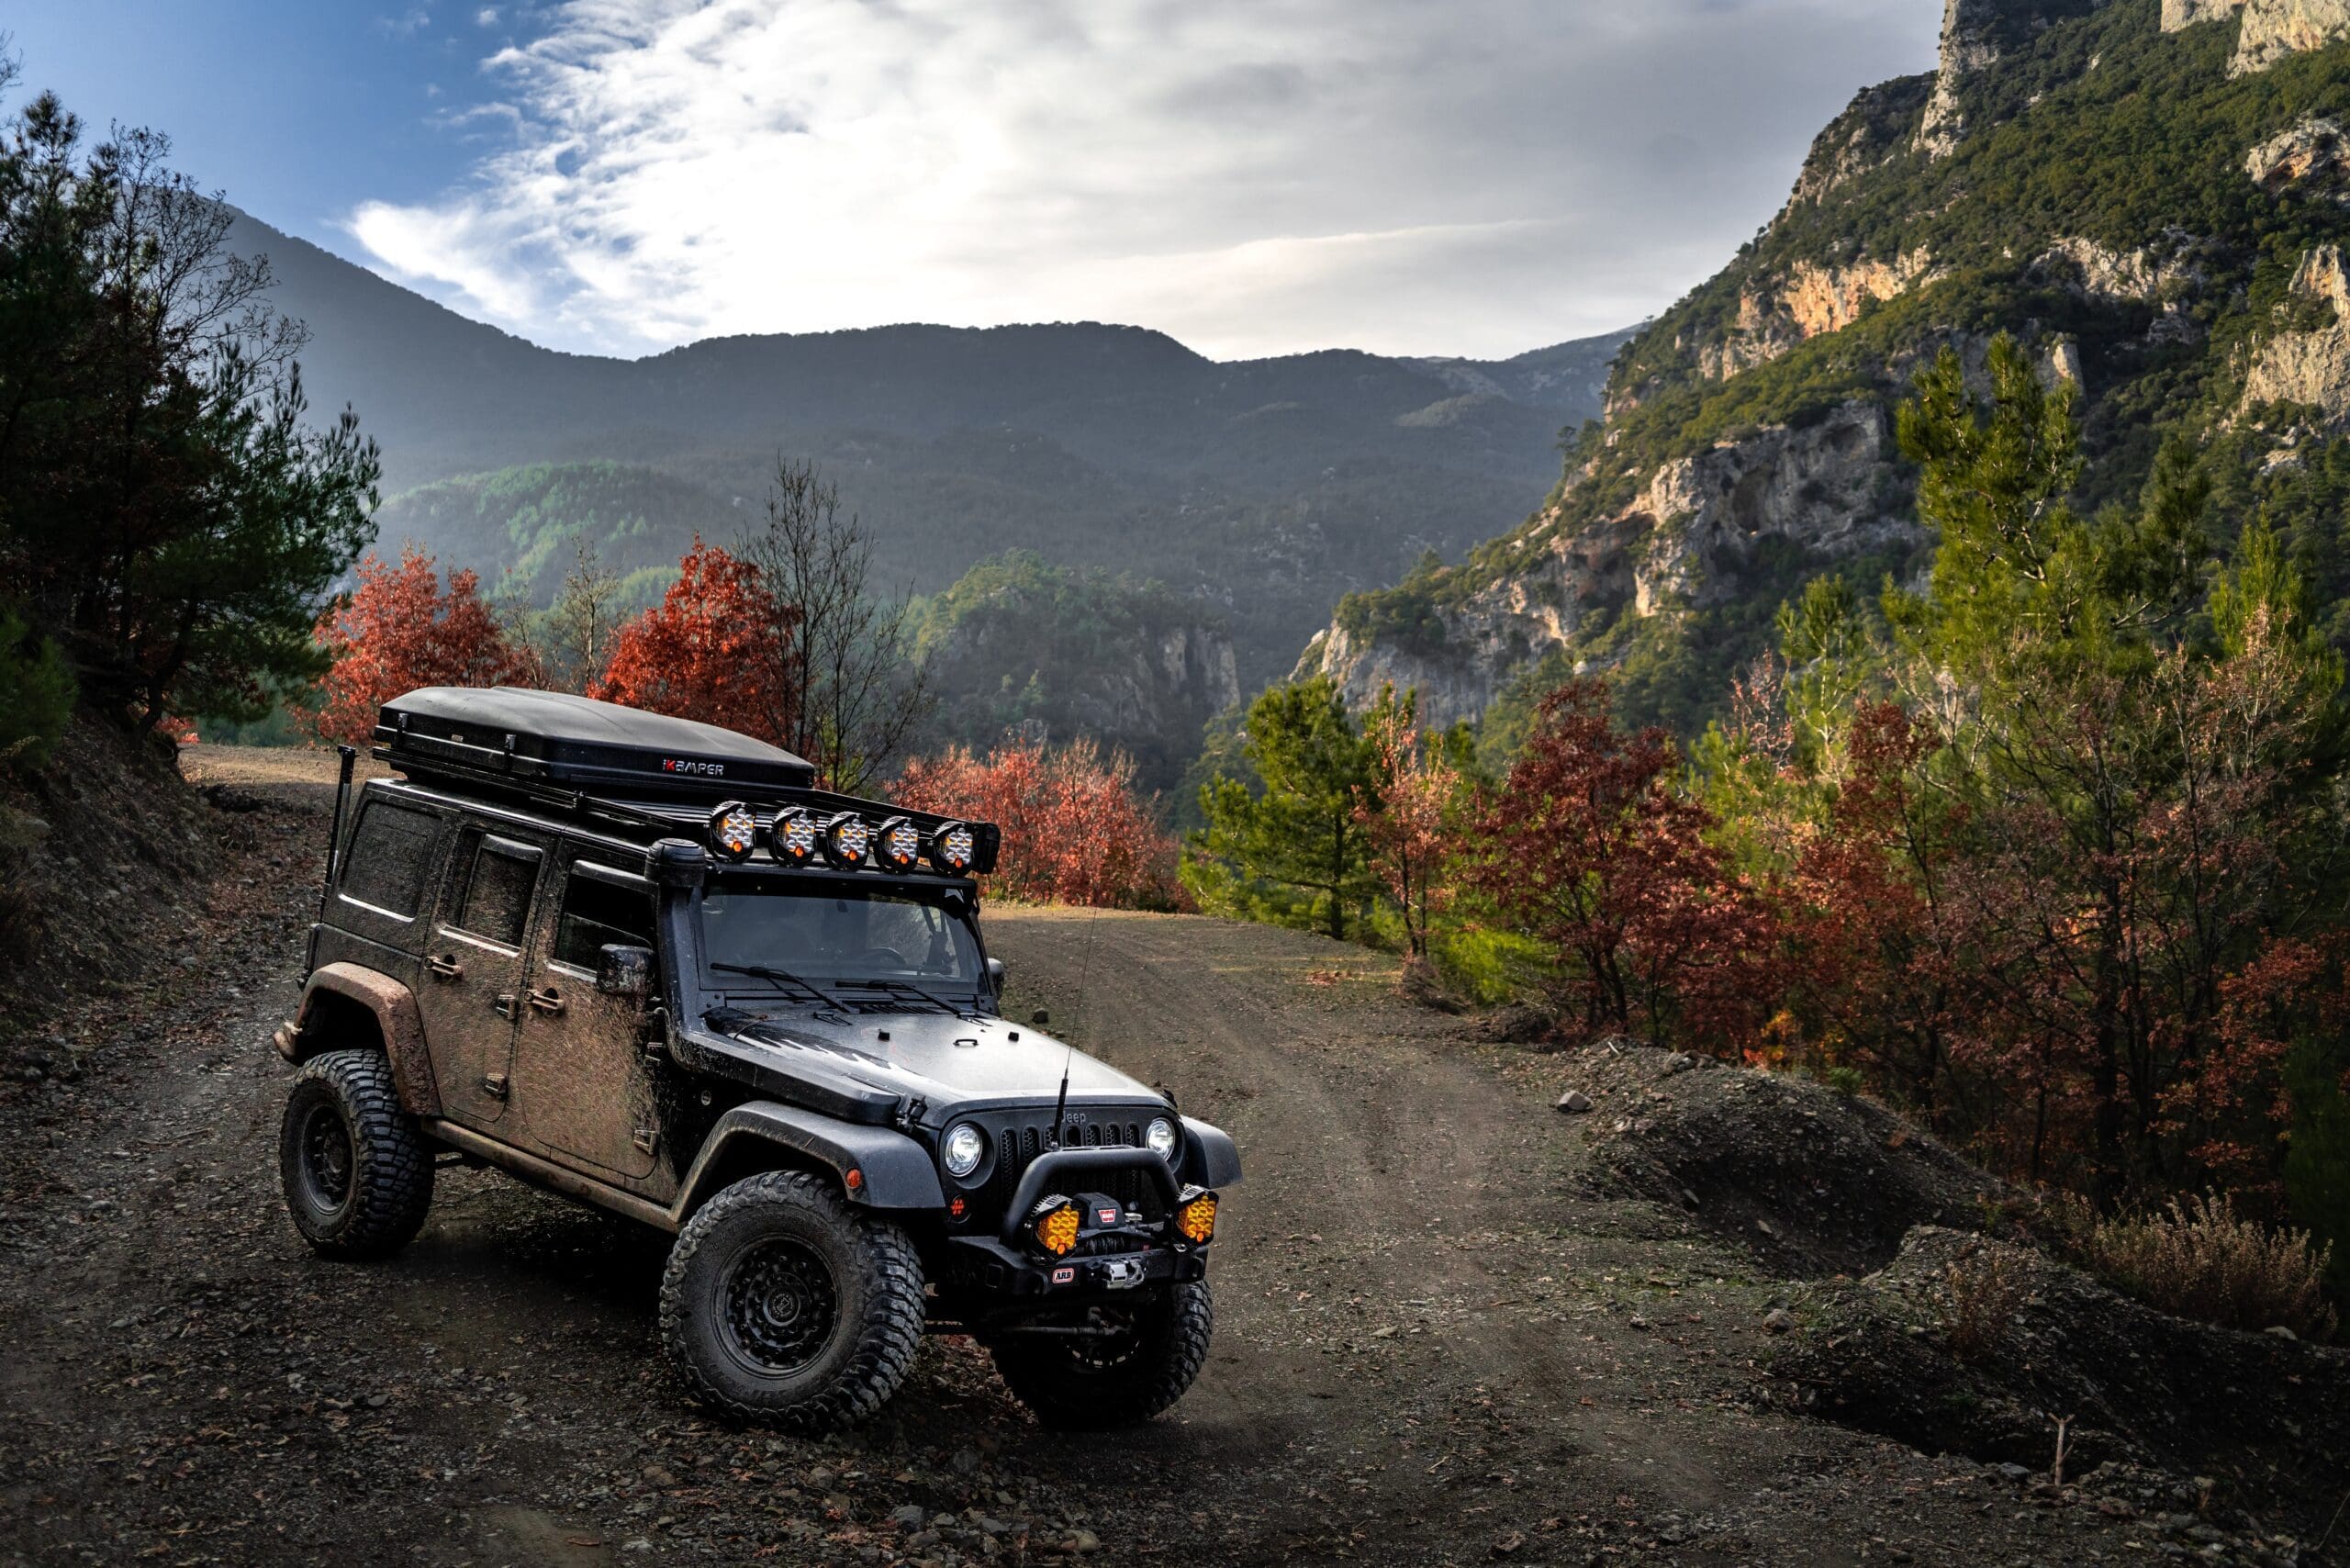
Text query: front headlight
1146 1116 1179 1162
942 1122 986 1179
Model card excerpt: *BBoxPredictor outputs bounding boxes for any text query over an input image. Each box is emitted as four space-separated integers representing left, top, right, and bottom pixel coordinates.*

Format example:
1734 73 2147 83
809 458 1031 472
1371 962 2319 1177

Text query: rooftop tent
374 687 817 801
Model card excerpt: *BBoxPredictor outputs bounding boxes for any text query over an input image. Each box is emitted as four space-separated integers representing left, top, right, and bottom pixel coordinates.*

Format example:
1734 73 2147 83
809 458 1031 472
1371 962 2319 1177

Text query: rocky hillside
1299 0 2350 731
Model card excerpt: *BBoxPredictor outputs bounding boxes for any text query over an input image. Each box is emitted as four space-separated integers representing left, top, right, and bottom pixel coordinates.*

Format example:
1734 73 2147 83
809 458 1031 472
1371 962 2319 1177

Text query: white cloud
348 0 1942 360
477 6 500 24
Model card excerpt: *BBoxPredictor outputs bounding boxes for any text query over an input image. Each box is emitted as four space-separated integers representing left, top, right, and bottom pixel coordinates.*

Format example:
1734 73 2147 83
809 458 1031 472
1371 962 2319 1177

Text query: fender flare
1179 1115 1242 1188
279 963 441 1118
676 1103 946 1216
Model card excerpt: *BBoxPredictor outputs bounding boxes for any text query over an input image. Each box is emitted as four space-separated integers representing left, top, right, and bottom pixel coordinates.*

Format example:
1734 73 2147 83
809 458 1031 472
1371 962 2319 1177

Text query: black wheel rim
300 1102 354 1210
1065 1305 1147 1373
718 1238 838 1375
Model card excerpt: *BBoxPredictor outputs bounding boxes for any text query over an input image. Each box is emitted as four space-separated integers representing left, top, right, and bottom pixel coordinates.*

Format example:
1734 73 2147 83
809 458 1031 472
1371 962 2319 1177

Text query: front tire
990 1280 1214 1429
659 1170 925 1431
278 1048 436 1258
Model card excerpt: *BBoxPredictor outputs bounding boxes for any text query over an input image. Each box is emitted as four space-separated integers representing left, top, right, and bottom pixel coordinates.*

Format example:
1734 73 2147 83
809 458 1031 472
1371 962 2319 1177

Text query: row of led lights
707 801 978 875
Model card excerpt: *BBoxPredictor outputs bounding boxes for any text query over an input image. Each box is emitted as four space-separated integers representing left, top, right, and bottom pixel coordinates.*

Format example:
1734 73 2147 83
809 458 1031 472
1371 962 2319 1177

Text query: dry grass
1942 1243 2025 1363
2081 1193 2337 1342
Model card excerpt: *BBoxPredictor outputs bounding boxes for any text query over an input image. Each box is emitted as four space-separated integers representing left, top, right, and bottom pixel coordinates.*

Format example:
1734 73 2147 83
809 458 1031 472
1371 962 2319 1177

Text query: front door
415 826 547 1126
510 855 666 1183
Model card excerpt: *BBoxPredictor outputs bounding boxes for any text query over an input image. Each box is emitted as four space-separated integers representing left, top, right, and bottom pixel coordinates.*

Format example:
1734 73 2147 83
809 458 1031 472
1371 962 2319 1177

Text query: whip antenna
1052 901 1105 1148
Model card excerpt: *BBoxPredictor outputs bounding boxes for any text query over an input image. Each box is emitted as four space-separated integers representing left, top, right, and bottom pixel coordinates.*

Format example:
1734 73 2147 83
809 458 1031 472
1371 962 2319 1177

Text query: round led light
708 801 758 860
928 821 977 874
771 807 818 866
941 1122 986 1179
877 815 923 871
822 812 871 868
1029 1195 1080 1258
1146 1116 1179 1163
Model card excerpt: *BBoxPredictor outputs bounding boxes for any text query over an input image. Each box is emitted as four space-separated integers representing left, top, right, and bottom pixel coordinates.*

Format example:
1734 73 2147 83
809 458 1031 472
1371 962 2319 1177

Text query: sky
9 0 1944 363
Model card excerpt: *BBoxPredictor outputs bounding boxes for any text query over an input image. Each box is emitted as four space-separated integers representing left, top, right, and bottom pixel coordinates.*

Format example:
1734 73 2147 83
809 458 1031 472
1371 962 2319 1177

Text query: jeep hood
694 1004 1161 1117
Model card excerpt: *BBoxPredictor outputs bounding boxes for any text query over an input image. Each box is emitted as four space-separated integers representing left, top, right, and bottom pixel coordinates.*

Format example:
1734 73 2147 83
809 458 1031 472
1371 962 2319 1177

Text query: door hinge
480 1072 509 1101
632 1126 658 1156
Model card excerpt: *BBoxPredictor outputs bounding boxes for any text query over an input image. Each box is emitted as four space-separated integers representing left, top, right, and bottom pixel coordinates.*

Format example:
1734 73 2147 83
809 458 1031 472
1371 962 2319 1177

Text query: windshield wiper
834 977 985 1020
710 962 842 1008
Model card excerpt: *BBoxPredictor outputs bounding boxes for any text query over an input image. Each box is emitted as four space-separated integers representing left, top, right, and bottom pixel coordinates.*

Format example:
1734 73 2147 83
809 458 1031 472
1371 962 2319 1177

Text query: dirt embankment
0 744 2337 1566
1522 1035 2350 1557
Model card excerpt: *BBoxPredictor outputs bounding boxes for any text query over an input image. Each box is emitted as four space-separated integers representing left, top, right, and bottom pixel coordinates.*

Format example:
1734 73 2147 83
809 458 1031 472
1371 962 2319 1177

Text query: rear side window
554 866 655 970
338 802 442 919
443 831 542 947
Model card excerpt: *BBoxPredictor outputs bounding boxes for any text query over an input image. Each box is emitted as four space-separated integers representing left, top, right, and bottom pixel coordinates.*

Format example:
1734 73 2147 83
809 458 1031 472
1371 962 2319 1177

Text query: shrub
0 607 76 772
2080 1193 2337 1341
1942 1243 2026 1365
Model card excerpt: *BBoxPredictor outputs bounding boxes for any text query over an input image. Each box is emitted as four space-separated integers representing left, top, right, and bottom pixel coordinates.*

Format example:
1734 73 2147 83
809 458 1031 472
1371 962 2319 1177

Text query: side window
338 802 442 919
554 866 656 971
442 831 543 948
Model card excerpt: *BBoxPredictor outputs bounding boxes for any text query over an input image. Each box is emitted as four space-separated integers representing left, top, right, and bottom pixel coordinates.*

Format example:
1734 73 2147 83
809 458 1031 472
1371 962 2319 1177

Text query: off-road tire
278 1048 435 1259
989 1280 1214 1429
659 1170 924 1431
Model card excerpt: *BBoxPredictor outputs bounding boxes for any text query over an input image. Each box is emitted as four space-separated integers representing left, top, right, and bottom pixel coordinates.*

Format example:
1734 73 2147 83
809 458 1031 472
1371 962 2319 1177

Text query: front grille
983 1114 1159 1220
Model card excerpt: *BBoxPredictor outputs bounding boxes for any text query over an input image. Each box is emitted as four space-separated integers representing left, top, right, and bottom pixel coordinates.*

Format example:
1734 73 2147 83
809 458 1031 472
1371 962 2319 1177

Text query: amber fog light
1176 1188 1219 1245
1030 1196 1081 1257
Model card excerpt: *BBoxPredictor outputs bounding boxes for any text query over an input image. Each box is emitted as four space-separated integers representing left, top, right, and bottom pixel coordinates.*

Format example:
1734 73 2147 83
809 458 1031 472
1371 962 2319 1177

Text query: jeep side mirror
987 957 1006 997
597 944 655 1001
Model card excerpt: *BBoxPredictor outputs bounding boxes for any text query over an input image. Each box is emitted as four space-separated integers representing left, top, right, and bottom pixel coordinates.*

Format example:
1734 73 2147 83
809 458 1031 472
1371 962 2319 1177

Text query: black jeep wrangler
272 688 1238 1431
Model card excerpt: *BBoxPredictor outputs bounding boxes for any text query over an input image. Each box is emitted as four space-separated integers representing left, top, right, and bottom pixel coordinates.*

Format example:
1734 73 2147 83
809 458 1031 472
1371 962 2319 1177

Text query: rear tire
659 1170 925 1431
990 1280 1214 1429
279 1048 436 1258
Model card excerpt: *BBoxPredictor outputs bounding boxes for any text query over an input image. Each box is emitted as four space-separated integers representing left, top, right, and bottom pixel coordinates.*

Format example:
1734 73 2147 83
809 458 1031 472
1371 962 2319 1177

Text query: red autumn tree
1470 678 1781 1052
307 546 539 745
592 539 800 747
896 736 1179 909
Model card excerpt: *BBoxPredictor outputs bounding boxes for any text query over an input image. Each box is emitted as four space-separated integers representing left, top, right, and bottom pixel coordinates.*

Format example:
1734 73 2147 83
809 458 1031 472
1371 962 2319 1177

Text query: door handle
427 954 464 980
526 986 565 1016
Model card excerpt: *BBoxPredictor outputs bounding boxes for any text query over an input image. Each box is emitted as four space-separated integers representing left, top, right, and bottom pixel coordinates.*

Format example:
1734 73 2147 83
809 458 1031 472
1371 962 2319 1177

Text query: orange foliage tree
307 546 538 744
591 539 800 748
895 737 1180 909
1354 686 1460 960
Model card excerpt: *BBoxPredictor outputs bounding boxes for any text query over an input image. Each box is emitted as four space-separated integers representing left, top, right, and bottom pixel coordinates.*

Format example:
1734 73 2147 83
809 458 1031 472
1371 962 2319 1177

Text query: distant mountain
1298 0 2350 735
228 209 1633 709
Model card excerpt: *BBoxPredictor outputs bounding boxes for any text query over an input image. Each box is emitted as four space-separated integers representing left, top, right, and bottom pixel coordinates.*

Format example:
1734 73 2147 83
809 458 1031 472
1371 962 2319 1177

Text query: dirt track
0 754 2167 1565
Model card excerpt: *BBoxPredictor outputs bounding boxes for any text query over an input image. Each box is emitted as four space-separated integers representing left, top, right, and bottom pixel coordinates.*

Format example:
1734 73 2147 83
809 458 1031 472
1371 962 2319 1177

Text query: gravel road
0 754 2169 1566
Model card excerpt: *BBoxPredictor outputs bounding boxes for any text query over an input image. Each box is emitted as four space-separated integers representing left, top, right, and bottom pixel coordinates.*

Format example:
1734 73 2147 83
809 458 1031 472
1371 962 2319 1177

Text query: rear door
415 826 547 1126
510 853 666 1182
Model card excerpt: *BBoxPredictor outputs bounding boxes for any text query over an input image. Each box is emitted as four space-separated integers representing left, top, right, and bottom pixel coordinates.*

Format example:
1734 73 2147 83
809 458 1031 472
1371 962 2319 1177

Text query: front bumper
940 1233 1209 1299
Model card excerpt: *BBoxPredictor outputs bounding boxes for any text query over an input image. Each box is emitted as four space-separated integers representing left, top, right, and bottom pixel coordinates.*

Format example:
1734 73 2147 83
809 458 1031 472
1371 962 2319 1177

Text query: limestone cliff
1297 0 2350 734
2231 0 2350 72
2243 246 2350 425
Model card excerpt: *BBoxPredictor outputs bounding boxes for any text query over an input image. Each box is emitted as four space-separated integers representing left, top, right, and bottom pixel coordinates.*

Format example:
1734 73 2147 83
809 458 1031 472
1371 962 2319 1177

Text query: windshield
699 879 985 991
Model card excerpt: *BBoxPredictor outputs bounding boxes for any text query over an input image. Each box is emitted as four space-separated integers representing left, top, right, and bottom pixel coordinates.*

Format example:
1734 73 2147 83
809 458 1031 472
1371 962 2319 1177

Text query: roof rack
372 687 1000 873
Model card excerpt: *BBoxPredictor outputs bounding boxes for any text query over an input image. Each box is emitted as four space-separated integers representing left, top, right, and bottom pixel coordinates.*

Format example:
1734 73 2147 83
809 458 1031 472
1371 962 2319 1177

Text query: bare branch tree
540 538 625 693
739 457 931 792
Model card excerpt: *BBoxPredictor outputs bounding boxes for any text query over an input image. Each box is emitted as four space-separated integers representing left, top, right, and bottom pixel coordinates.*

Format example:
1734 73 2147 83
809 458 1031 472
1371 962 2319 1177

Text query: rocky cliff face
2245 117 2350 201
2162 0 2350 71
1920 0 2116 156
2243 246 2350 425
1294 0 2350 734
1297 403 1921 726
2231 0 2350 72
